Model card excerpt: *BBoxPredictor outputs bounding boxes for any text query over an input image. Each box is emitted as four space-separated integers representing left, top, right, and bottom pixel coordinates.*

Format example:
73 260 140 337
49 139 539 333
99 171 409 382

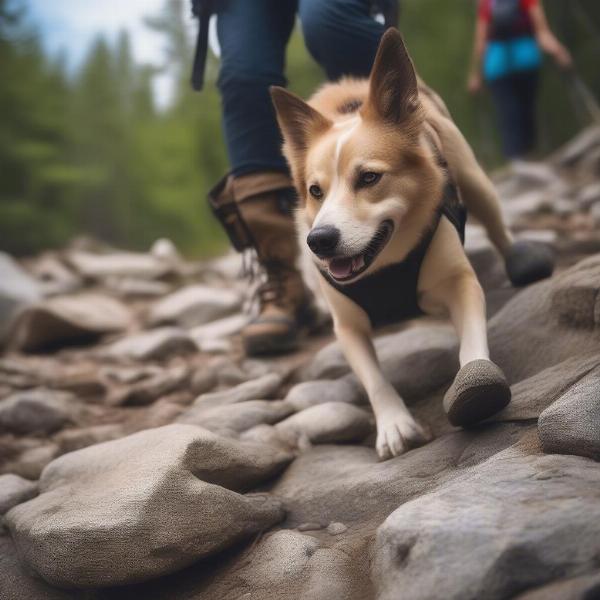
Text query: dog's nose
307 226 340 257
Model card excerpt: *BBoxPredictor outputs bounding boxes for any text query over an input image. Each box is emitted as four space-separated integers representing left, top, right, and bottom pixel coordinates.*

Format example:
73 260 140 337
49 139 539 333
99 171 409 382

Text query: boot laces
256 259 293 307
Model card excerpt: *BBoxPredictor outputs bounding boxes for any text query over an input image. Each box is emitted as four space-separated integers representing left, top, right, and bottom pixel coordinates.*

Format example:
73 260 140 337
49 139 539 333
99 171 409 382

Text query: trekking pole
472 94 496 167
561 67 600 126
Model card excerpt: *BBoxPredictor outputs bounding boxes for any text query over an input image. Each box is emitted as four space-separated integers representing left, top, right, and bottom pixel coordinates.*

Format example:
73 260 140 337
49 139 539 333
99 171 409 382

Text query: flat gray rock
301 323 458 404
538 368 600 460
0 474 37 514
5 424 290 588
106 327 196 361
0 389 72 434
68 250 172 280
10 294 130 352
149 284 241 328
276 402 374 446
193 372 283 411
284 378 363 411
178 399 294 435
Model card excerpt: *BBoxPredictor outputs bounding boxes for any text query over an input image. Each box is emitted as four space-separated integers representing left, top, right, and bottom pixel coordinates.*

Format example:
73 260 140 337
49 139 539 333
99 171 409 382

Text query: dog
270 29 554 460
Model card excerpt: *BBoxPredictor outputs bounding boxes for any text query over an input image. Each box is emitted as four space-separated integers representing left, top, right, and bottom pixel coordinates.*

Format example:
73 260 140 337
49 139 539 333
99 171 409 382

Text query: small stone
0 389 72 434
104 277 170 298
189 313 248 347
4 443 59 480
149 284 241 328
0 252 42 345
106 327 196 361
55 424 125 453
178 400 294 435
68 250 171 280
0 474 37 514
276 402 374 446
577 181 600 209
327 522 348 535
11 294 131 352
297 522 325 532
110 365 189 406
190 368 218 395
285 379 363 411
193 373 283 411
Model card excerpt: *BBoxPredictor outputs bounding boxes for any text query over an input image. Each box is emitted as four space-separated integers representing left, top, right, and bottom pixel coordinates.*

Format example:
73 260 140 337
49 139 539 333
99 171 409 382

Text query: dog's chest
321 240 429 328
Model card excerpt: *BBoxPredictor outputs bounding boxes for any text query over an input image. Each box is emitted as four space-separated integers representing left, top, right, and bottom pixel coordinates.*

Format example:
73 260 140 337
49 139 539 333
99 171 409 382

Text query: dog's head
271 29 443 284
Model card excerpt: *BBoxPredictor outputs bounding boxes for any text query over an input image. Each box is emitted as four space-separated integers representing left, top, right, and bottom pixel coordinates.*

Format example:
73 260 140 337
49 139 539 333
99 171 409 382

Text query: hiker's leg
216 0 297 176
299 0 384 81
214 1 319 356
514 68 540 157
488 74 523 159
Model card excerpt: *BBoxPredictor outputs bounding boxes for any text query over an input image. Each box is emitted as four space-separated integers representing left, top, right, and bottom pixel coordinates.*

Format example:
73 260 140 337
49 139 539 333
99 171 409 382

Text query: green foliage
1 0 599 256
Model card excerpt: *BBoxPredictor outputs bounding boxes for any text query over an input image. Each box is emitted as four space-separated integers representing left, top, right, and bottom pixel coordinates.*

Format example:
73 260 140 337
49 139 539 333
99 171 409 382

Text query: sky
24 0 189 106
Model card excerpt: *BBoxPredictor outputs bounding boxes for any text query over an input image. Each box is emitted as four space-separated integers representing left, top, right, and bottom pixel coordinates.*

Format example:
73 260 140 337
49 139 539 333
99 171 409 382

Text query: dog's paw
443 359 511 428
375 412 431 461
505 240 555 287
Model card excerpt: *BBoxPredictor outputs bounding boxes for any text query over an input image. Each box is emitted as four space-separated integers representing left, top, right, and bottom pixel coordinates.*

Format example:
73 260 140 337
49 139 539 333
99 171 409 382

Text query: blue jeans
488 69 539 159
215 0 386 177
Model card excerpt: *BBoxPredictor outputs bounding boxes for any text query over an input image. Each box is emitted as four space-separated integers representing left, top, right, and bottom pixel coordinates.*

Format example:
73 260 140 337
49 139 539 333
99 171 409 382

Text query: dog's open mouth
325 220 394 282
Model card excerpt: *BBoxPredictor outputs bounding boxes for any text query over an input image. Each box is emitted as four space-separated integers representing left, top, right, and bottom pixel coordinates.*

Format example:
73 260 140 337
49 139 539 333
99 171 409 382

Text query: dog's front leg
322 285 430 459
335 323 431 459
435 271 511 427
420 218 511 427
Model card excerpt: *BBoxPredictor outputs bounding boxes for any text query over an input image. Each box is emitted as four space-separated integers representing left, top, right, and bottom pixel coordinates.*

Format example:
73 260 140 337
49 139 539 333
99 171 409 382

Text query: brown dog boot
209 172 318 356
443 359 511 428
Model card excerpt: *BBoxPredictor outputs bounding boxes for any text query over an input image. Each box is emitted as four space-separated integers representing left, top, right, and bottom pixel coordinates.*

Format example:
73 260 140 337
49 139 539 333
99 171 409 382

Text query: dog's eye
309 184 323 200
358 172 382 187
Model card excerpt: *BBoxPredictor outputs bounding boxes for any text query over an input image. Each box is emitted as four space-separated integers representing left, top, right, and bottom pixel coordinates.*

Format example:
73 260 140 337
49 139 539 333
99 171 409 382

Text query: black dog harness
320 171 466 329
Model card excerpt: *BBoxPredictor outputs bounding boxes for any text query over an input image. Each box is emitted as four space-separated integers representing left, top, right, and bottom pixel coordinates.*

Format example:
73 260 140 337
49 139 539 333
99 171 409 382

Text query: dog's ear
270 86 331 157
363 28 419 124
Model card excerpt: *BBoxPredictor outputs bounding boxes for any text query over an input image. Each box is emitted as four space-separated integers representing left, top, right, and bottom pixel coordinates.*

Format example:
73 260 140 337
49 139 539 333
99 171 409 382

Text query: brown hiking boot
209 171 318 356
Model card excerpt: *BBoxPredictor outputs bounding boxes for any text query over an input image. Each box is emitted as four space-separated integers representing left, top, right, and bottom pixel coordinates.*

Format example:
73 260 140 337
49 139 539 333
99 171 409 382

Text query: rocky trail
2 128 600 600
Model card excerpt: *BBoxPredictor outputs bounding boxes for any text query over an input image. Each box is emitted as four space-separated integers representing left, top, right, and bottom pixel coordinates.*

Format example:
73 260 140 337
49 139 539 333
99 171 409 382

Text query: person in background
197 1 398 356
468 0 572 163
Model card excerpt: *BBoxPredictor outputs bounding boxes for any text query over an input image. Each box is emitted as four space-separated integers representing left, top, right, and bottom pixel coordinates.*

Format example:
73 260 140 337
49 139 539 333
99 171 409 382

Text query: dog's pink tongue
329 257 353 279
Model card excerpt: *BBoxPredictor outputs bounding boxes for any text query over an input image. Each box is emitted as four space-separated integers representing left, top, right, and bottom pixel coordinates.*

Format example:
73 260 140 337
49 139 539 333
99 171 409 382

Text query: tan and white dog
271 29 554 460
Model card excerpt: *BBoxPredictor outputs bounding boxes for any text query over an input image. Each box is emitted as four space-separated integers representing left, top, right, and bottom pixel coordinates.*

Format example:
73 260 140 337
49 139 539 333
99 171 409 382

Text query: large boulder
0 536 74 600
373 439 600 600
488 255 600 384
538 367 600 461
5 425 291 588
